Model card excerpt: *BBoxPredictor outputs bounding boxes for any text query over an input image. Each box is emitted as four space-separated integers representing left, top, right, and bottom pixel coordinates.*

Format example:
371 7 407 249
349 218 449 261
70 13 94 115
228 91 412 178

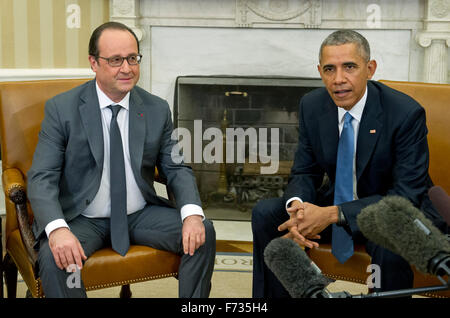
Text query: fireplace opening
173 76 324 221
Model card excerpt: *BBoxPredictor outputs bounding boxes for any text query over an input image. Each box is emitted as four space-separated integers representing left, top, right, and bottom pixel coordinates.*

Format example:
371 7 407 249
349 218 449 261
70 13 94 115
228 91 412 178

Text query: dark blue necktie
332 112 354 263
108 105 129 256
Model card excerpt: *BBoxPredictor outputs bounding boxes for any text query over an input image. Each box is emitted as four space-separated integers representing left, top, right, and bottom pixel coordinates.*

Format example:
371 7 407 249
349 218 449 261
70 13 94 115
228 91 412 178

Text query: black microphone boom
357 195 450 276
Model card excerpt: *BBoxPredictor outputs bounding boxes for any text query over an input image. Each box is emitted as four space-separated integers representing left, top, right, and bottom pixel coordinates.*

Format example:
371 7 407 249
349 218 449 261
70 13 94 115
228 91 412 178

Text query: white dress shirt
45 82 204 237
82 83 147 218
286 86 368 210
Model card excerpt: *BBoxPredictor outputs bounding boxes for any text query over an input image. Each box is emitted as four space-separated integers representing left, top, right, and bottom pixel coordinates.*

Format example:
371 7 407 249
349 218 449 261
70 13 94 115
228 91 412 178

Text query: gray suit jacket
28 79 201 242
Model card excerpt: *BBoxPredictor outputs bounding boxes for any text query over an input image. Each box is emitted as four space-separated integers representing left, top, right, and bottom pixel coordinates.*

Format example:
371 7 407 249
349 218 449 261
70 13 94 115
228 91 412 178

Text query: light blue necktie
109 105 130 256
332 112 354 264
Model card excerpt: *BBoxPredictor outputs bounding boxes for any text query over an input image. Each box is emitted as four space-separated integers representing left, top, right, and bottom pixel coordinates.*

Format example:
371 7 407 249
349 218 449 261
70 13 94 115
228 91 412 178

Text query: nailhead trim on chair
422 293 446 298
36 280 43 298
84 272 179 291
32 272 179 297
6 183 25 196
324 273 366 285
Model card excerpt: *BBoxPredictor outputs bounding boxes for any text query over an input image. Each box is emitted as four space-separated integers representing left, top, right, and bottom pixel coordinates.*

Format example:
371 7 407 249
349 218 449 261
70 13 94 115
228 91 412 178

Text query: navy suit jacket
283 80 446 239
28 79 201 242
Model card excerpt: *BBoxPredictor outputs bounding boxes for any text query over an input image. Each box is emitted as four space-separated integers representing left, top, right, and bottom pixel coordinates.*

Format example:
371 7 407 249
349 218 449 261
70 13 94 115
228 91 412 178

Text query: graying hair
319 30 371 63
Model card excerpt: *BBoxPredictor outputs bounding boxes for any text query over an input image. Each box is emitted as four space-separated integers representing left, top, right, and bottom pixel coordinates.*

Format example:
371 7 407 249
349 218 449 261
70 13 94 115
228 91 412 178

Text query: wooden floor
216 240 253 254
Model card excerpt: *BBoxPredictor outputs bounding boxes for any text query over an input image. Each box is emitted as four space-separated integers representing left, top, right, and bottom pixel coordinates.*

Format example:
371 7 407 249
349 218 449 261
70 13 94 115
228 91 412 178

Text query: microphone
264 236 449 298
357 195 450 277
429 186 450 226
264 237 337 298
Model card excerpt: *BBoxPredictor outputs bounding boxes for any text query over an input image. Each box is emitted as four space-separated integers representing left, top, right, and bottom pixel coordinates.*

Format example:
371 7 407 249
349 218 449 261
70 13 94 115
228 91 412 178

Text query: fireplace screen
173 76 323 221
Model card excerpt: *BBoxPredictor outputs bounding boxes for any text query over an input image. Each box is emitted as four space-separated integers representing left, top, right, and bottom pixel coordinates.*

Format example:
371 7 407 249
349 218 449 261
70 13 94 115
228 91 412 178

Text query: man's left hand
296 202 338 238
182 215 206 256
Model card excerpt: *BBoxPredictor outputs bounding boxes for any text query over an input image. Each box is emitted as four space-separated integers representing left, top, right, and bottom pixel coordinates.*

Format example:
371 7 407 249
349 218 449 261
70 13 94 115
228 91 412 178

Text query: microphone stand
355 283 449 298
331 254 450 298
335 276 449 298
356 255 450 298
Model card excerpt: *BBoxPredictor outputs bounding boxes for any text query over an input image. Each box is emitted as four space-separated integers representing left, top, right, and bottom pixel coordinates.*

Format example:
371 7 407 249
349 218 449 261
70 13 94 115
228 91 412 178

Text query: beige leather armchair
0 79 181 298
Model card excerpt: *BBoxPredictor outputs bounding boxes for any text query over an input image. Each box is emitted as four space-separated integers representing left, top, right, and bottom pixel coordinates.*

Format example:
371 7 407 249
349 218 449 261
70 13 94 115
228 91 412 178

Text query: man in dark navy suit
252 30 447 297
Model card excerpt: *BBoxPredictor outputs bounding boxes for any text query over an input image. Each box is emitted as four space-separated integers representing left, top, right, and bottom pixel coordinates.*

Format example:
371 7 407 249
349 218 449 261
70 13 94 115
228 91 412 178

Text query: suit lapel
319 99 339 169
79 80 104 170
356 82 383 181
128 89 146 175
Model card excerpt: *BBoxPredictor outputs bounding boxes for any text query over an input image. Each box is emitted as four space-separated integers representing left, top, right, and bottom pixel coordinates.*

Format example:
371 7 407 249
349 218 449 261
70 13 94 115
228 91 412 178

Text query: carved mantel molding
429 0 450 19
417 32 450 48
235 0 321 28
416 0 450 83
110 0 145 41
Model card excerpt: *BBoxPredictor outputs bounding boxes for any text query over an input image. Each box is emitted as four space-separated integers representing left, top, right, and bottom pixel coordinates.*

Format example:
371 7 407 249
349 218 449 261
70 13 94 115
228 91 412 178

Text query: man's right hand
48 227 87 271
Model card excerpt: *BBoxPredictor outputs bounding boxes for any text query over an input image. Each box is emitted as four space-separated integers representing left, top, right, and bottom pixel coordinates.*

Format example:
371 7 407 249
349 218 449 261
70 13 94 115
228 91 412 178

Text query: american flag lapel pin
370 129 376 134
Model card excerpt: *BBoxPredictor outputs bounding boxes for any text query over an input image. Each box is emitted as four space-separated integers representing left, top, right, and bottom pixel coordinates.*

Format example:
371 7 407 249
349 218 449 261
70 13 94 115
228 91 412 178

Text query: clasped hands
278 200 338 249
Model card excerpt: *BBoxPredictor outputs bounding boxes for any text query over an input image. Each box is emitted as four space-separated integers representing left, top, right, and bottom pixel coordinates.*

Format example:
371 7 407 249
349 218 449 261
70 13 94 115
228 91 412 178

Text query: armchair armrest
429 186 450 227
3 168 38 267
154 167 175 203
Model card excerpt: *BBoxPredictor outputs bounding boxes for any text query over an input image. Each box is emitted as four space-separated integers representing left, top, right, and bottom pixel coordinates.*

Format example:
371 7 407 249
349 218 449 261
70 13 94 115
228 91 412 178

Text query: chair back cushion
0 79 90 175
379 80 450 194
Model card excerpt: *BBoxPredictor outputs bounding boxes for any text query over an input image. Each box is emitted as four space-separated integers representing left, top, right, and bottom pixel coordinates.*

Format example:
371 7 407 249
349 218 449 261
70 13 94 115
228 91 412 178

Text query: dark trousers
37 205 216 298
251 197 414 298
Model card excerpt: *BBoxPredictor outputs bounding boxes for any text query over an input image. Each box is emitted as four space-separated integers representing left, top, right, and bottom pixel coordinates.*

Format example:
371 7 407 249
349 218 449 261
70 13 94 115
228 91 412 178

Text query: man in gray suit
27 21 216 298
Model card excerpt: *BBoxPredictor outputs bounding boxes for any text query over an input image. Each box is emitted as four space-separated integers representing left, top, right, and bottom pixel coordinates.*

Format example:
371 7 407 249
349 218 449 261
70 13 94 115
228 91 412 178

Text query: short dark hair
319 30 371 63
89 21 140 58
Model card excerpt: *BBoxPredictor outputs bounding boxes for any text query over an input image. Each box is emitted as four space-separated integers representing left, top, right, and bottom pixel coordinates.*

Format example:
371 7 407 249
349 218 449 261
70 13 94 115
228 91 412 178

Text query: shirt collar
95 81 130 111
337 85 368 124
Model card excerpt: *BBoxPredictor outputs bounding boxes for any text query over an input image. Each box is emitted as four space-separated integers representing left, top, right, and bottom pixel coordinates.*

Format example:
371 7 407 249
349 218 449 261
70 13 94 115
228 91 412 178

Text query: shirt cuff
180 204 205 223
45 219 70 237
285 197 303 214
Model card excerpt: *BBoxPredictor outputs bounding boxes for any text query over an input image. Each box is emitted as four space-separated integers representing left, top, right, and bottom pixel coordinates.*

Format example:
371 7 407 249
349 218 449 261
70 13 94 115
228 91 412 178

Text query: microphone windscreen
264 237 331 298
428 186 450 226
358 196 450 274
356 198 398 254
